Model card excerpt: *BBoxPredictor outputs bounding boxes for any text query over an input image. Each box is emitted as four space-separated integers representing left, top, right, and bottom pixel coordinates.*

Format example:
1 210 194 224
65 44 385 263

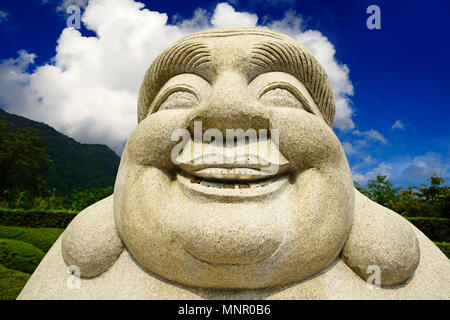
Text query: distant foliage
0 210 76 229
406 217 449 242
0 186 113 212
0 120 52 196
393 175 450 218
357 174 450 218
0 109 120 195
356 175 400 210
68 186 113 212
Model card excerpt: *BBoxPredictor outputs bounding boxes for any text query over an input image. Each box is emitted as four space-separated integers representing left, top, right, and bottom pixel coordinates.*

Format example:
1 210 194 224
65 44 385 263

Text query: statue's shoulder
342 189 420 286
61 195 124 278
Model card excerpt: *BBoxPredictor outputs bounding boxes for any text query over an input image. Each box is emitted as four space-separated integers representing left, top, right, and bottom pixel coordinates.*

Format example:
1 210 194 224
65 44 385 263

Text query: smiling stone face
113 28 355 289
19 27 449 300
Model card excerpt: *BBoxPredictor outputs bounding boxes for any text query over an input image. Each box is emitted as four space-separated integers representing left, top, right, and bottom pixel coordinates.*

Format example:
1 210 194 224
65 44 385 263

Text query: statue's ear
61 195 124 278
342 189 420 286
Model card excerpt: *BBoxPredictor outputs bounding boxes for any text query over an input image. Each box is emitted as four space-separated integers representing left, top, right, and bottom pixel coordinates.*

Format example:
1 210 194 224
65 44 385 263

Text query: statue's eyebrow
151 40 213 83
249 40 319 89
138 40 214 120
249 40 330 117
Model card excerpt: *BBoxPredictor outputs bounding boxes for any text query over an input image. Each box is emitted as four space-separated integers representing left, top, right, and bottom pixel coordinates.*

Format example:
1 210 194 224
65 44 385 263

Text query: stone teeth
193 177 268 189
200 181 211 187
209 182 222 188
200 167 262 177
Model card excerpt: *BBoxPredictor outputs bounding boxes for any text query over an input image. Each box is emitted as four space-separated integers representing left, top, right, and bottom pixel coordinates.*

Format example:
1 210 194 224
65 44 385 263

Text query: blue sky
0 0 449 188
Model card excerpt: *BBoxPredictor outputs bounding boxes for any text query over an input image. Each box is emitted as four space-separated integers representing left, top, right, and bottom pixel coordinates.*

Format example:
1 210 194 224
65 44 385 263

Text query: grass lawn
0 264 30 300
0 239 45 274
0 225 63 300
0 225 63 252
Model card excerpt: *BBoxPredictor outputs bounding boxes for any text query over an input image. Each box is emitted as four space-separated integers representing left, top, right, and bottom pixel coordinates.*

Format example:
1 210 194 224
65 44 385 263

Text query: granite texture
18 27 449 299
17 196 450 299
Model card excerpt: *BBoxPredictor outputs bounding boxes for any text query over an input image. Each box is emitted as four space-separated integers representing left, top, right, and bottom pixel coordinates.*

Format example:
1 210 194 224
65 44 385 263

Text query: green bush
406 217 449 243
433 242 450 258
0 208 77 228
0 225 63 252
1 187 112 212
68 187 113 212
0 239 44 274
0 264 30 300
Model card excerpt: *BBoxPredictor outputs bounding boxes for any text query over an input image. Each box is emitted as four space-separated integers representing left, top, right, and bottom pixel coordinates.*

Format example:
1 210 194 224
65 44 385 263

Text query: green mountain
0 108 120 195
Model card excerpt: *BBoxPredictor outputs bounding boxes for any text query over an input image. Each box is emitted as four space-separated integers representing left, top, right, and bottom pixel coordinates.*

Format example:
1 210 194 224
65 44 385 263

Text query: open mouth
176 140 289 201
177 171 289 202
174 139 290 200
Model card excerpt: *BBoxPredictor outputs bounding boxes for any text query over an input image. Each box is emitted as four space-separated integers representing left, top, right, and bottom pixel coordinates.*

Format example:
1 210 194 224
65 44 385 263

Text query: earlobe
61 195 124 278
342 189 420 286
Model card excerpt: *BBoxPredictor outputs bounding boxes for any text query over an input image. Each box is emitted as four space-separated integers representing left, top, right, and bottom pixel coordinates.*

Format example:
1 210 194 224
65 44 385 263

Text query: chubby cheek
270 109 343 170
126 110 191 170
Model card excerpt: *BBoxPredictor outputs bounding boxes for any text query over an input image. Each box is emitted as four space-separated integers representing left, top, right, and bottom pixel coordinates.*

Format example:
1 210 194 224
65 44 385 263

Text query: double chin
116 155 353 288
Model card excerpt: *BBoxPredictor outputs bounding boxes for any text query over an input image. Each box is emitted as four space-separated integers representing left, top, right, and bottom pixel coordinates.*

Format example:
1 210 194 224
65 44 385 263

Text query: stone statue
18 27 449 299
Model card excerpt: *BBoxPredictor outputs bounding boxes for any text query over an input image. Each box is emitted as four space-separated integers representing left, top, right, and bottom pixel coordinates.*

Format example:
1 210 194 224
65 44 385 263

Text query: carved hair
137 27 335 127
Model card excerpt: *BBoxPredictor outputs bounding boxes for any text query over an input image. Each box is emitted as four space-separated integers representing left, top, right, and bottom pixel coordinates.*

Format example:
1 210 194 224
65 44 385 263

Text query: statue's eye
158 90 198 111
259 87 304 110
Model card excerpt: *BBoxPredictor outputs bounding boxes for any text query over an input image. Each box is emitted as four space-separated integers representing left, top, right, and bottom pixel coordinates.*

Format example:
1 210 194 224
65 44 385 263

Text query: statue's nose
188 72 270 135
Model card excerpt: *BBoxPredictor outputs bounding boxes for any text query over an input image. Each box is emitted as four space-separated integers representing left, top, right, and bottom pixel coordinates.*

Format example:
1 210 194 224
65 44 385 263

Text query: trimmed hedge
406 217 449 243
433 242 450 258
0 225 64 252
0 239 45 274
0 208 77 228
0 264 30 300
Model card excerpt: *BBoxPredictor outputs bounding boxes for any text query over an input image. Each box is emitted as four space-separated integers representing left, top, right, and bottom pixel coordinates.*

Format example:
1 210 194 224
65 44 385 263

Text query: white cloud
352 161 391 185
211 2 258 27
391 119 405 130
1 0 204 153
267 12 355 130
0 50 37 110
0 10 10 22
351 172 366 185
362 155 375 165
353 129 387 145
352 152 450 186
0 0 355 154
174 8 210 29
396 152 448 183
342 141 356 156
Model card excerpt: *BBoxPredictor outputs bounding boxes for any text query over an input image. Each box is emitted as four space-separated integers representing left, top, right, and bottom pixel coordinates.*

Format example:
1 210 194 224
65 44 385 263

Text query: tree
359 175 401 210
0 120 52 196
420 174 447 202
358 173 450 218
394 174 450 218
